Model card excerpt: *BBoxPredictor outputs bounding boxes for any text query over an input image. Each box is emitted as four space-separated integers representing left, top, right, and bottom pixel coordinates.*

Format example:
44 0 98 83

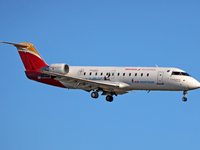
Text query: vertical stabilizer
1 41 48 70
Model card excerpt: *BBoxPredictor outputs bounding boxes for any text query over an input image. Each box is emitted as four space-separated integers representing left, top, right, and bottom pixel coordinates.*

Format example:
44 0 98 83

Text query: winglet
0 41 28 48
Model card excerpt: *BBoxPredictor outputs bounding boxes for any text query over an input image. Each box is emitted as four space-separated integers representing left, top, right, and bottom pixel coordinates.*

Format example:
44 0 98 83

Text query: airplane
1 41 200 102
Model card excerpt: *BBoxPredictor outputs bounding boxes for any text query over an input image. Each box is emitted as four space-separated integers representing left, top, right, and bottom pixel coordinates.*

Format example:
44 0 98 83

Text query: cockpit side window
172 71 190 76
181 72 190 76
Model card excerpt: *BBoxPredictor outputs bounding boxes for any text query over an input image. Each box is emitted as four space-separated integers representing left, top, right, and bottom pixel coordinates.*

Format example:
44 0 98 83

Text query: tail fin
0 41 48 70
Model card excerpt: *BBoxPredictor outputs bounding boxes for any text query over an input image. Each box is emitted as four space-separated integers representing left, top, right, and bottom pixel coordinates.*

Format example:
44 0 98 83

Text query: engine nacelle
40 63 69 74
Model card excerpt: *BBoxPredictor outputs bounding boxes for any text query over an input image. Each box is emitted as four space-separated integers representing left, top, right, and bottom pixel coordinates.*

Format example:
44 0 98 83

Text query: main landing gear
106 95 114 102
91 92 114 102
182 90 188 102
91 92 99 99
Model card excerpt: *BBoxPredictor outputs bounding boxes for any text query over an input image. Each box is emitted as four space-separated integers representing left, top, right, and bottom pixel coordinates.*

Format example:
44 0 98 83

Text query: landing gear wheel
91 92 99 99
182 97 187 102
106 95 113 102
182 91 188 102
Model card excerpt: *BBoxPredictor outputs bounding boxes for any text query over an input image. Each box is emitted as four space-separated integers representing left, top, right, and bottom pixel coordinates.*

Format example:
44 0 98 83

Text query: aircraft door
157 71 164 85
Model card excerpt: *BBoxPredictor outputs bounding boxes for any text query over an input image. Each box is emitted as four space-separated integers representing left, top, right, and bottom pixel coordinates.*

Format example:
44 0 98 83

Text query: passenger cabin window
95 72 97 76
147 73 149 76
84 72 86 75
123 73 125 76
101 72 103 76
89 72 92 75
112 73 114 76
135 73 137 76
172 71 190 76
129 73 131 76
141 73 143 76
117 73 120 76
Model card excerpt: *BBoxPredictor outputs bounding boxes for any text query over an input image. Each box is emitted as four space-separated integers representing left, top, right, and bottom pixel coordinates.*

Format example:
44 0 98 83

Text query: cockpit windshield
171 71 190 76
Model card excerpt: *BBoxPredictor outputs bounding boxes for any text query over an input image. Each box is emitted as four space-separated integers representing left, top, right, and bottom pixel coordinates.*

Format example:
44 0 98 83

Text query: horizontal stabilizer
0 41 28 48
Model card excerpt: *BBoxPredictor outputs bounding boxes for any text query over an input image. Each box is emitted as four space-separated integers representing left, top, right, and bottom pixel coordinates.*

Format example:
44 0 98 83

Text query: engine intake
40 63 69 75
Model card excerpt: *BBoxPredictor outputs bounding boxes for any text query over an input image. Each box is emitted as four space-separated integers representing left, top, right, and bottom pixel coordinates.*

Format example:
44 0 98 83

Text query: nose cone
189 78 200 90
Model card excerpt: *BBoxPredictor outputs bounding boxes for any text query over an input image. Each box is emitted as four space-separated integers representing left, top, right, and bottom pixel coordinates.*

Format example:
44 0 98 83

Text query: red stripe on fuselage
25 70 66 88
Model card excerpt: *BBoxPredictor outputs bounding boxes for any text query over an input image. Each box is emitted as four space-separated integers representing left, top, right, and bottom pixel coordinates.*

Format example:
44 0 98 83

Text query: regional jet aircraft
1 41 200 102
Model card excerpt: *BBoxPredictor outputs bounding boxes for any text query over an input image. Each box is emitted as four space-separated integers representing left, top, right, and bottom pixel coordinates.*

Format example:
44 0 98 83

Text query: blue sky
0 0 200 149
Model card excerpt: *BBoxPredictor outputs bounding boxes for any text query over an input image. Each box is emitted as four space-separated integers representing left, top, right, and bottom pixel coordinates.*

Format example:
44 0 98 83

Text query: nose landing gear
182 91 188 102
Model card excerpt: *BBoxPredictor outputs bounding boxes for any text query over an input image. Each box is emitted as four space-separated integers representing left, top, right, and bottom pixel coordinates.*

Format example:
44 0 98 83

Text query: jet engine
40 63 69 74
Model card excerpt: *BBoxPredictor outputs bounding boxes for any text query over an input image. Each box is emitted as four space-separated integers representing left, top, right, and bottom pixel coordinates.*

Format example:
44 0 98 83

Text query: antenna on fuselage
155 64 158 67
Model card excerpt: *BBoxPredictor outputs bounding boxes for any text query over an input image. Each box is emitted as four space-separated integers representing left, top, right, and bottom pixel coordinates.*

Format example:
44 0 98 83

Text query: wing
38 70 130 95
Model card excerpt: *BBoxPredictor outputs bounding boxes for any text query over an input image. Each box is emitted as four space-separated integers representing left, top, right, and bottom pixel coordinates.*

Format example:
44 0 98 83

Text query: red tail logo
16 43 48 70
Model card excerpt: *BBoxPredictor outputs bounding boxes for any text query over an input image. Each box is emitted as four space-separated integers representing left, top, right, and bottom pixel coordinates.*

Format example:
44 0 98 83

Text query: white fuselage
58 66 200 91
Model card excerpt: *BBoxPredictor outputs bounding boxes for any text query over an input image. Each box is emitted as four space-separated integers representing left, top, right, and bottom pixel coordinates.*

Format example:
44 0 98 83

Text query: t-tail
0 41 48 70
0 41 65 88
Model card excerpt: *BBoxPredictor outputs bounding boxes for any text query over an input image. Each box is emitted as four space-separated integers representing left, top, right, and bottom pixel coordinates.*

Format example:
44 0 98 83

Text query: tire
182 97 187 102
106 95 113 102
91 92 99 99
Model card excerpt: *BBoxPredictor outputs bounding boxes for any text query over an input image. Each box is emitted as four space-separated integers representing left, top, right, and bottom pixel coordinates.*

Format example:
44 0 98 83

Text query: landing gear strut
182 90 188 102
91 92 99 99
